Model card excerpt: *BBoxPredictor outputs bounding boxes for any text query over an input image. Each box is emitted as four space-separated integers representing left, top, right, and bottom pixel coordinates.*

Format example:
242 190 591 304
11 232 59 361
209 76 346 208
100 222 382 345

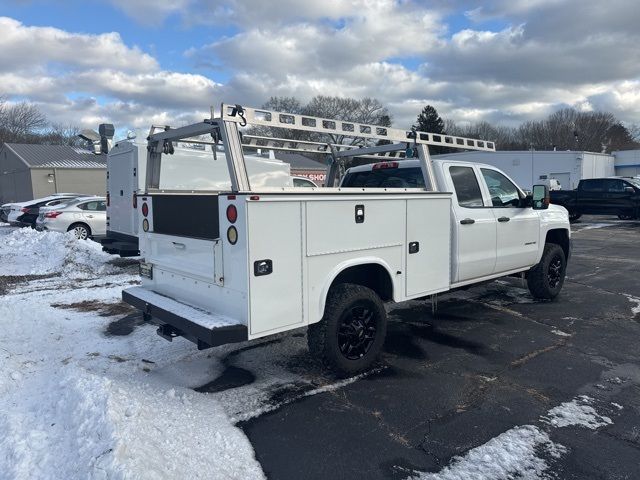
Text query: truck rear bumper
123 286 248 349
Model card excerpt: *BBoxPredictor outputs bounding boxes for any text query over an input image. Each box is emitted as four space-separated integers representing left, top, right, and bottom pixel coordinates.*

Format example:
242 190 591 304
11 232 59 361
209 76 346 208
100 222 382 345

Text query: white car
292 176 318 187
36 196 107 239
4 193 82 225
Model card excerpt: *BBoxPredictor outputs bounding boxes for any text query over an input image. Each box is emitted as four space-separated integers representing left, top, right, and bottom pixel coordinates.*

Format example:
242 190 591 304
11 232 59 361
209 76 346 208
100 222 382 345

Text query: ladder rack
221 103 496 152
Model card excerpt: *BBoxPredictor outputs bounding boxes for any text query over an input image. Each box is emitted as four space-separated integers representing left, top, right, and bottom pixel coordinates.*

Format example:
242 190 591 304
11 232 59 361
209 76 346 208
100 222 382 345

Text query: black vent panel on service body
151 194 220 240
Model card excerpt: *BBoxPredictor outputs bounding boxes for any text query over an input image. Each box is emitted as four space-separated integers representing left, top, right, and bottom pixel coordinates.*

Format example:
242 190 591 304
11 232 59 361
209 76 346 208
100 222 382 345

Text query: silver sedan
36 196 107 239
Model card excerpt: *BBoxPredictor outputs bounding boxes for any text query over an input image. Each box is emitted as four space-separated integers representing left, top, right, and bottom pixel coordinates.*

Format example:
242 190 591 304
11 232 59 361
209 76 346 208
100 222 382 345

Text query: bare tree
0 100 47 144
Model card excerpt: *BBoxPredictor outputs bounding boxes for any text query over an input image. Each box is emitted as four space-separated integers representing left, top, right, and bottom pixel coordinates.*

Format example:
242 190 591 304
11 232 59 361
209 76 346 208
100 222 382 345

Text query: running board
123 286 247 349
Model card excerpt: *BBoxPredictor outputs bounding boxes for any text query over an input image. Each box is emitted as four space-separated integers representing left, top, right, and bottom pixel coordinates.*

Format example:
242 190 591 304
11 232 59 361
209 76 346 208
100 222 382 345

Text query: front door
447 164 497 283
480 168 540 272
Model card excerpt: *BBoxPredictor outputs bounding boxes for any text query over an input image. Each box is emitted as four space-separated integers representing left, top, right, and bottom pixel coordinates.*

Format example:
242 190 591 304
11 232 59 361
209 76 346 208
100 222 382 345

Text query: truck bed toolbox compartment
123 286 247 348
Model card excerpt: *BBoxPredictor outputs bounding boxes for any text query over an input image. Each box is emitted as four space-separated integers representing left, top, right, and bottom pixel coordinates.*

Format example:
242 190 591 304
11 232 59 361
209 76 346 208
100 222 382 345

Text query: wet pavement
237 216 640 479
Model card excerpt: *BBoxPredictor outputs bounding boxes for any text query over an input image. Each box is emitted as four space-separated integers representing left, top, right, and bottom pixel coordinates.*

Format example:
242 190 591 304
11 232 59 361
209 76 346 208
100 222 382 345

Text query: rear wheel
68 223 91 240
308 283 387 376
527 243 566 300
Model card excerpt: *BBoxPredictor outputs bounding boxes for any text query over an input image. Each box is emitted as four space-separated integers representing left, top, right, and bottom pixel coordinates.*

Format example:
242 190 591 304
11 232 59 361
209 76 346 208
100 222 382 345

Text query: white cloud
2 0 640 137
0 17 157 73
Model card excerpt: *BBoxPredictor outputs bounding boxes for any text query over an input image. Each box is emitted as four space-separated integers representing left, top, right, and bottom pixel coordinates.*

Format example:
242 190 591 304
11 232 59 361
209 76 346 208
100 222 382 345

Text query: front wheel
527 244 566 300
568 212 581 222
307 283 387 376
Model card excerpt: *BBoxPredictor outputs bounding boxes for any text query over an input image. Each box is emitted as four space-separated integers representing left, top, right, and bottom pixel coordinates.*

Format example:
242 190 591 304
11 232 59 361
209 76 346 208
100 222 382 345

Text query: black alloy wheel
337 302 377 360
547 257 563 289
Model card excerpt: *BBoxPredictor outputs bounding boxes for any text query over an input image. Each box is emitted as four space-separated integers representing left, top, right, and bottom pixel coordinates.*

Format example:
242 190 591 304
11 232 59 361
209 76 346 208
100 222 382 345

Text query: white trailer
123 104 570 375
435 150 615 191
101 134 292 256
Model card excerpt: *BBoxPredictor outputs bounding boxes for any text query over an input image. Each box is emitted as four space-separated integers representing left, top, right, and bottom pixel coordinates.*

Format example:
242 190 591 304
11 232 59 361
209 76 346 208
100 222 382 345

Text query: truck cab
342 159 570 285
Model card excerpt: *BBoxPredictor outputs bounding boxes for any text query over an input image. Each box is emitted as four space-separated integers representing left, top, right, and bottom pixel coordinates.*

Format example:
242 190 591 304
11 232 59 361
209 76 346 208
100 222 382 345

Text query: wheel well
546 229 569 259
330 264 393 302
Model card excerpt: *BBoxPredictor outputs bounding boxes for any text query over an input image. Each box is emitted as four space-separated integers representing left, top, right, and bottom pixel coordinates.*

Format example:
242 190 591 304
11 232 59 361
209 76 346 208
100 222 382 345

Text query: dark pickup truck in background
550 177 640 221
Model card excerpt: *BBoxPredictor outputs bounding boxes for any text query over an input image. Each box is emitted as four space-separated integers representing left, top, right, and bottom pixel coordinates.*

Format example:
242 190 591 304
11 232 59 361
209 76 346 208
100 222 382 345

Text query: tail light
141 202 149 217
133 193 137 209
106 192 110 207
372 161 399 170
21 207 29 213
226 204 237 223
45 211 62 218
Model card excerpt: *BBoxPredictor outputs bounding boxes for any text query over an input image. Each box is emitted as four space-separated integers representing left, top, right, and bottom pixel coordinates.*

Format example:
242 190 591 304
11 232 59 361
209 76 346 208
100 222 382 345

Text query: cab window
449 166 484 207
480 168 521 207
581 179 604 192
605 179 626 193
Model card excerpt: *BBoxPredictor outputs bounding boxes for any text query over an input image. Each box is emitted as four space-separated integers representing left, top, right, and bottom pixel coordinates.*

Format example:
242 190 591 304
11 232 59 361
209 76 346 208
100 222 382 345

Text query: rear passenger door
579 179 605 214
480 168 540 272
447 164 497 283
79 201 107 236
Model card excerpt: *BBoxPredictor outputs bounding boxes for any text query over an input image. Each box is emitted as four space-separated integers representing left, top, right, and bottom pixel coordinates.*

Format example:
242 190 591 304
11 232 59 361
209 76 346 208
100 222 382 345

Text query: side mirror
624 186 635 193
532 184 549 210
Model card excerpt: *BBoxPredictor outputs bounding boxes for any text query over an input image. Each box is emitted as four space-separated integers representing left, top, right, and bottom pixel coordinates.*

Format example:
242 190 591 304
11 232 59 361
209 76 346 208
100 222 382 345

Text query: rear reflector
45 211 62 218
372 161 399 170
226 204 237 223
249 195 260 201
21 207 29 213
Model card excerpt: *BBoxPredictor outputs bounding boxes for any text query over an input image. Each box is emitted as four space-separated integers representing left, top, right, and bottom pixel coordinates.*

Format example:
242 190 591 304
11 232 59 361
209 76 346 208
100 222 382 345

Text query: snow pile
623 294 640 316
0 367 264 480
410 425 566 480
0 228 116 277
542 395 612 429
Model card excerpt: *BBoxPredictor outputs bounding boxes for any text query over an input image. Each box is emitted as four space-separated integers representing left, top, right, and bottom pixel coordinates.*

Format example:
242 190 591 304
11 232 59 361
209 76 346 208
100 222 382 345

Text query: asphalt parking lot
238 216 640 480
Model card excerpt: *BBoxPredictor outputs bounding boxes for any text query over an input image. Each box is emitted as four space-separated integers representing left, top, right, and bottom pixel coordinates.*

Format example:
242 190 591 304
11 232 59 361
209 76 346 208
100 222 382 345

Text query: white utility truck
101 131 292 256
123 104 570 375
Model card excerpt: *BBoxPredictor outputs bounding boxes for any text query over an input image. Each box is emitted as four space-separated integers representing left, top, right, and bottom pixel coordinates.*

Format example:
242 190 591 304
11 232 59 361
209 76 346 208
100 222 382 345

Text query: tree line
0 96 82 147
2 93 639 153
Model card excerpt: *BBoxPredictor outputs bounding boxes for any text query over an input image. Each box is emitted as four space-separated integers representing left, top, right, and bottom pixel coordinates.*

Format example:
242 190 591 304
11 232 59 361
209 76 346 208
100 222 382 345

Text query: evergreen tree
414 105 445 134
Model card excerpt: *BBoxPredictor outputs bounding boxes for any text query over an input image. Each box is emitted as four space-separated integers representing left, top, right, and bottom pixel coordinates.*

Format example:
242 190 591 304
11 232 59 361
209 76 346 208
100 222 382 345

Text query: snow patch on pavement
409 425 566 480
0 228 117 277
623 294 640 316
573 223 616 232
551 329 571 337
542 395 612 430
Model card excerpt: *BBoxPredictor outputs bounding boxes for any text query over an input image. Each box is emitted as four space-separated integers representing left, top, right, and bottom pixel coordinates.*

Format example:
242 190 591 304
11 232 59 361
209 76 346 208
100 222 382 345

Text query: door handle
498 216 510 222
171 241 186 250
460 218 475 225
86 215 94 218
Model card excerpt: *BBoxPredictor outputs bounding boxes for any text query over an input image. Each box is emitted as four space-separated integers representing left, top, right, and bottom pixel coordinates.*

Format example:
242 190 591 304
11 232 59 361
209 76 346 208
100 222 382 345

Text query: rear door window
449 166 484 207
341 167 426 188
581 179 604 192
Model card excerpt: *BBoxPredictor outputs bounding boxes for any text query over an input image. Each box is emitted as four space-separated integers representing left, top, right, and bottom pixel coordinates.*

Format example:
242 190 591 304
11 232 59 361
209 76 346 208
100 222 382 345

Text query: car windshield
341 166 425 188
625 178 640 189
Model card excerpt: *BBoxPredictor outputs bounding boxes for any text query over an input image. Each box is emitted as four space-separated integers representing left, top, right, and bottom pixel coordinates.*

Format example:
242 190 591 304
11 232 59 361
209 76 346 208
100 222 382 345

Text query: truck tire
527 243 566 300
568 212 581 222
618 214 635 220
307 283 387 376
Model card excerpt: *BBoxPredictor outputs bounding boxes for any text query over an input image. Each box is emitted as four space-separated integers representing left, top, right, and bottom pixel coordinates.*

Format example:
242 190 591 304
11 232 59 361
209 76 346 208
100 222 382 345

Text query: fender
535 204 571 263
314 257 396 324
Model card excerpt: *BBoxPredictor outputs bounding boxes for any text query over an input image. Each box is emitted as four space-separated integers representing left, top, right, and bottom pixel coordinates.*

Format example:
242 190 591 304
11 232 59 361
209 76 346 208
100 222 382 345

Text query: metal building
612 149 640 177
0 143 106 204
435 150 615 190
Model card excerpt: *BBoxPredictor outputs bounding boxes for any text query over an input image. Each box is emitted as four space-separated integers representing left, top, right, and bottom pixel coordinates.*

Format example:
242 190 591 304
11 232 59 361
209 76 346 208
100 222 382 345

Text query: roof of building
275 152 327 171
3 143 106 169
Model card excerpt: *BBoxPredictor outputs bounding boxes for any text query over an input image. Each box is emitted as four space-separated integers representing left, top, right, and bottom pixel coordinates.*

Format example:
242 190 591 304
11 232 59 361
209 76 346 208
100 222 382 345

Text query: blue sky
1 0 639 132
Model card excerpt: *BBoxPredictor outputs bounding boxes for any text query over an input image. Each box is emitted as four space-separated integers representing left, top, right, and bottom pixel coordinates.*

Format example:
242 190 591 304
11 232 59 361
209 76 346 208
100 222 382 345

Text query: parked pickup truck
122 104 570 375
550 177 640 221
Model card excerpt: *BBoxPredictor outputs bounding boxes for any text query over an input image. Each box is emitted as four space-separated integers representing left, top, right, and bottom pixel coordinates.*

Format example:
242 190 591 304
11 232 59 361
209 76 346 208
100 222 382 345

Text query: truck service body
123 104 571 374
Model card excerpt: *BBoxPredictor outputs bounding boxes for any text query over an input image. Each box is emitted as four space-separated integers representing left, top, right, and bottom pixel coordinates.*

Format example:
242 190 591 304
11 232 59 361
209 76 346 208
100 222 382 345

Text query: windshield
625 178 640 189
341 167 425 188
